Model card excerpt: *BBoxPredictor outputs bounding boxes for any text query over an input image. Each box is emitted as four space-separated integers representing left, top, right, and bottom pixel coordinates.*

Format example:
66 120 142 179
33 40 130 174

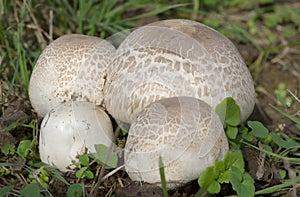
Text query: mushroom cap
29 34 116 117
124 96 228 189
104 19 255 123
39 101 114 171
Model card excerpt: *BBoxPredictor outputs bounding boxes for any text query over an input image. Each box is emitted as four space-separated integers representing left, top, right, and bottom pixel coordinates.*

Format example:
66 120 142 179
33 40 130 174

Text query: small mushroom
39 101 114 171
104 19 255 123
29 34 116 117
124 96 228 189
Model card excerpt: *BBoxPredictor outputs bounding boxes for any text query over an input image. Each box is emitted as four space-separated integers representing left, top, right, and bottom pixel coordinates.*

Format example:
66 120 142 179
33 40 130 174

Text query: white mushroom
104 19 255 123
39 101 114 171
29 34 116 117
124 96 228 189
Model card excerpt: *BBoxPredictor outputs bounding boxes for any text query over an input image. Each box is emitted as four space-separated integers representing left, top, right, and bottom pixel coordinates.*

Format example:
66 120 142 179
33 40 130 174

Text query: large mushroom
124 96 228 189
29 34 116 117
39 101 114 171
104 19 255 123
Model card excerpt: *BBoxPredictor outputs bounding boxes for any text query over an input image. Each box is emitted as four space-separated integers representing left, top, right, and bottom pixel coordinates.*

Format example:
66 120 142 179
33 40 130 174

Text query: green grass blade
242 141 300 164
271 105 300 125
159 155 168 197
255 176 300 195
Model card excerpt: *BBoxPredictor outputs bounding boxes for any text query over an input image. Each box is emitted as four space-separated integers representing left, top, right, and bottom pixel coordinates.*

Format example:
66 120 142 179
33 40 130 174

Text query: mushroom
29 34 116 117
104 19 255 123
39 101 114 171
124 96 228 189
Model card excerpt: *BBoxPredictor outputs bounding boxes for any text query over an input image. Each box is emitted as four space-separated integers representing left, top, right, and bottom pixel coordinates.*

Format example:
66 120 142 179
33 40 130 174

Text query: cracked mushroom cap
124 96 228 189
104 19 255 123
39 101 114 171
29 34 116 117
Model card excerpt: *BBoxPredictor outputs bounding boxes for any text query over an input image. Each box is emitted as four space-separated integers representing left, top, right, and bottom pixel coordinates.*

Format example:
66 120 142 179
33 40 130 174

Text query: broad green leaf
75 167 88 179
93 144 118 169
230 167 255 197
78 155 89 166
218 170 230 183
0 185 14 196
198 166 215 189
17 140 31 158
215 99 227 125
278 169 286 179
224 151 244 171
248 121 269 139
215 97 240 127
241 127 254 142
67 184 83 197
198 151 245 195
226 125 238 139
214 160 229 183
84 170 94 179
20 182 40 197
214 160 225 174
207 181 221 194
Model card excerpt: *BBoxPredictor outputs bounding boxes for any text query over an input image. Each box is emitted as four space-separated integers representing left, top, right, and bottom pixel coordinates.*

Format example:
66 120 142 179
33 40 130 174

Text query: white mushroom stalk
29 34 116 117
104 19 255 123
39 101 114 172
124 97 229 189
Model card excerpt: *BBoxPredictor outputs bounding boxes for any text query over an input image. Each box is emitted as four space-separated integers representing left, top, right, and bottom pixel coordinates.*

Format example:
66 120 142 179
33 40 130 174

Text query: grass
0 0 300 196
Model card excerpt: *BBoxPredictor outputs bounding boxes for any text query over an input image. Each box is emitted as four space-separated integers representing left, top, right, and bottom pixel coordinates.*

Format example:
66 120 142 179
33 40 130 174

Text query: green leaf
84 170 94 179
198 166 216 189
230 167 255 197
263 13 281 28
92 144 118 169
224 151 244 171
78 155 89 166
67 184 83 197
197 151 245 195
248 121 269 139
226 125 238 139
75 167 88 179
207 181 221 194
17 140 31 158
218 170 230 183
20 182 40 197
215 97 240 127
240 127 254 142
0 185 14 196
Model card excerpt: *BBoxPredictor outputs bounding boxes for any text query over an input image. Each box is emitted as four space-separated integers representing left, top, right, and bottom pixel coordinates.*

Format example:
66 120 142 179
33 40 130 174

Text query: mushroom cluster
104 19 254 188
29 34 116 170
29 19 255 189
